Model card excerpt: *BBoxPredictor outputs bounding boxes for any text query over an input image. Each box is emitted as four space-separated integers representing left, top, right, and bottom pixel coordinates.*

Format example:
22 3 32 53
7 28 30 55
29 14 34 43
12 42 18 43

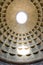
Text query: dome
0 0 43 64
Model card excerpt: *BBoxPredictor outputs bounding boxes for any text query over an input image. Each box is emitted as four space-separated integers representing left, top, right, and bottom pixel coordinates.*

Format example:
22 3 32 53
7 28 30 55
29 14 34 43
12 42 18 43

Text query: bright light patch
16 12 27 24
17 46 30 55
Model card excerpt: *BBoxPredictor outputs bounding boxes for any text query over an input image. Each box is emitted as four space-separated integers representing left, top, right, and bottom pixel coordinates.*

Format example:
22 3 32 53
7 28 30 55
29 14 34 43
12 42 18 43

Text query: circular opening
16 11 27 24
